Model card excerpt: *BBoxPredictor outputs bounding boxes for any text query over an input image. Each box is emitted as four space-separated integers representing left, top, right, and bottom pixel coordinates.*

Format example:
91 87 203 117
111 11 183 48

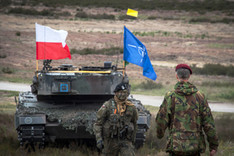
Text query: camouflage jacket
93 98 138 143
155 81 219 153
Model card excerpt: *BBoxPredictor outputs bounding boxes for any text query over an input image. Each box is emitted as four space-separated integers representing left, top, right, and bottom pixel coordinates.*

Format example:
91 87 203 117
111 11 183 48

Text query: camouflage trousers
101 138 135 156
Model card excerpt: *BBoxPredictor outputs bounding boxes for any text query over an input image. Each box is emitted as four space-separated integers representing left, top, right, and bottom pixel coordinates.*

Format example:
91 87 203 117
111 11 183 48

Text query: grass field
0 0 234 153
0 91 234 156
131 78 234 103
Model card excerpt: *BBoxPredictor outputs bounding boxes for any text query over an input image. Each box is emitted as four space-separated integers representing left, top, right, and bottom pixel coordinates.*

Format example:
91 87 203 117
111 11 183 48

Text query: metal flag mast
116 25 126 78
122 9 138 78
123 60 126 77
123 25 126 77
36 19 46 77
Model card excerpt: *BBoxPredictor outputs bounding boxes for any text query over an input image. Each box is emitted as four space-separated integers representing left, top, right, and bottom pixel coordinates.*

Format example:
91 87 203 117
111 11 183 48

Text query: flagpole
123 25 126 78
123 60 125 77
36 60 38 77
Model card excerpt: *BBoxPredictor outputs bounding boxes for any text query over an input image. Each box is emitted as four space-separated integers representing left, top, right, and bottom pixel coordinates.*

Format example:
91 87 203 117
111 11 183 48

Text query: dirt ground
0 7 234 84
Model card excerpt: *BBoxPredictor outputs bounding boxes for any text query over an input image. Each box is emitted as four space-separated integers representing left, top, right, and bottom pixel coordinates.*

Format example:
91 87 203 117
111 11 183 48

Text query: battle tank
15 60 151 149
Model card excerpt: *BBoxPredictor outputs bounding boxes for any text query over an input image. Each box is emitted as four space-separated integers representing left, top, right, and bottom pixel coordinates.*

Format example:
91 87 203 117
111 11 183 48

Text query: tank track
135 126 146 149
17 125 46 150
130 97 151 149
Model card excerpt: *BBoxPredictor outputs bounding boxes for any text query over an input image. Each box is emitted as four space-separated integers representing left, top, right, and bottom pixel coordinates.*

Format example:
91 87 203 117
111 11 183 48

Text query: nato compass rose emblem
128 44 146 63
138 46 145 63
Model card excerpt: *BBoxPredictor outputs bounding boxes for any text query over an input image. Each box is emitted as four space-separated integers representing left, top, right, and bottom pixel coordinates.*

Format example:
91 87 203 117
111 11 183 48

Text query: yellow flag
126 8 138 17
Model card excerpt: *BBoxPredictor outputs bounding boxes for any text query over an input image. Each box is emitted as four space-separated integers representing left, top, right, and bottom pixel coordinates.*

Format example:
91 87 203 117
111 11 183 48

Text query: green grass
132 80 163 90
208 43 234 49
144 105 160 115
130 80 170 97
196 81 234 102
0 91 18 114
0 100 234 155
0 76 32 84
131 79 234 103
0 103 16 114
0 90 20 98
131 31 209 39
0 67 33 84
139 108 234 156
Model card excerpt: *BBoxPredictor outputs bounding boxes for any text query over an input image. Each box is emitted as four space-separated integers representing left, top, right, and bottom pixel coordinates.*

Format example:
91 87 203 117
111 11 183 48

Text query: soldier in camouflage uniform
156 64 219 156
93 82 138 156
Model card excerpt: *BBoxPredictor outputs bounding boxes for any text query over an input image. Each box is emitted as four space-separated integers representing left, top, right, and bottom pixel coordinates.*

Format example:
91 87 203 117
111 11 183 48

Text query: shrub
8 7 53 16
90 13 115 20
147 16 157 20
2 67 14 74
218 91 234 101
75 11 115 20
15 32 21 36
58 11 72 16
132 80 163 91
70 47 123 55
189 17 210 23
192 64 234 77
0 54 7 58
75 11 88 18
118 14 136 20
201 81 234 87
0 0 11 7
189 17 234 24
215 113 234 141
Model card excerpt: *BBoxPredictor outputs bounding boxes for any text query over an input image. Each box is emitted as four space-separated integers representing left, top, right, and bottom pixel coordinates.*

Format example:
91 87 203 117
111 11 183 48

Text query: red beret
175 64 192 74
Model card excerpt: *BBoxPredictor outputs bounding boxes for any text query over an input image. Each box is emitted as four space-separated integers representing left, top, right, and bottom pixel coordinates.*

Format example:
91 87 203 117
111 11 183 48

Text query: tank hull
15 92 151 148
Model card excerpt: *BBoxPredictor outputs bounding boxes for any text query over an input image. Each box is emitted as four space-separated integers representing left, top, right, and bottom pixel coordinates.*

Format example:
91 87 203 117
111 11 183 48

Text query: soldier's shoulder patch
102 105 106 108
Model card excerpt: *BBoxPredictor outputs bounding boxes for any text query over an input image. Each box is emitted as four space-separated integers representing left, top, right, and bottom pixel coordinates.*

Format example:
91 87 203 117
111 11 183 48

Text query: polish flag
35 23 71 60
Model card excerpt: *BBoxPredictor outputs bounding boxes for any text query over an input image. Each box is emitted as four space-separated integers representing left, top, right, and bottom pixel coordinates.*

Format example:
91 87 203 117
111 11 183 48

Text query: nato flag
123 26 157 80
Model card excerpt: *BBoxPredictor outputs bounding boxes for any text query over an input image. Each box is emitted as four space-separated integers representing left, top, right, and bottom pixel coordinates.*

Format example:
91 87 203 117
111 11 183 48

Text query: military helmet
114 82 129 93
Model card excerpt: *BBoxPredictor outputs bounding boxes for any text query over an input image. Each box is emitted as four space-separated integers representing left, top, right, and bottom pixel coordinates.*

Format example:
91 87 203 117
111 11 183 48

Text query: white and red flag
35 23 71 60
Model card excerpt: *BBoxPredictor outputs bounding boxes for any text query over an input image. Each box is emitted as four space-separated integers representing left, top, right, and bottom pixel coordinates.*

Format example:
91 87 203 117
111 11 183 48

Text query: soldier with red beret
156 64 219 156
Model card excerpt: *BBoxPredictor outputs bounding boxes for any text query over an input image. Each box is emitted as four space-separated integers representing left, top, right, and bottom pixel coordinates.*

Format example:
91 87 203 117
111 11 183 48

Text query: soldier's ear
176 73 179 81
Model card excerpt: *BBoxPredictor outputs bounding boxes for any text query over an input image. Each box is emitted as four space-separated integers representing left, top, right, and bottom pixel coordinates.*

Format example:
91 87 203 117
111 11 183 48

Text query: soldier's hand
210 149 216 156
96 139 104 150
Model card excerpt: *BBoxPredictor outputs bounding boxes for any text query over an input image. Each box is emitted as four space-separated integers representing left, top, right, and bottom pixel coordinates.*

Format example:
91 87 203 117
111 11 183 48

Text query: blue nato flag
123 26 157 80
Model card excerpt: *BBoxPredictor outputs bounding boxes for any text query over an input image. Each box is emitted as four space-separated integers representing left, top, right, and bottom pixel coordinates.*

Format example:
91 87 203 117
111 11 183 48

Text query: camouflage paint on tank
15 62 151 148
